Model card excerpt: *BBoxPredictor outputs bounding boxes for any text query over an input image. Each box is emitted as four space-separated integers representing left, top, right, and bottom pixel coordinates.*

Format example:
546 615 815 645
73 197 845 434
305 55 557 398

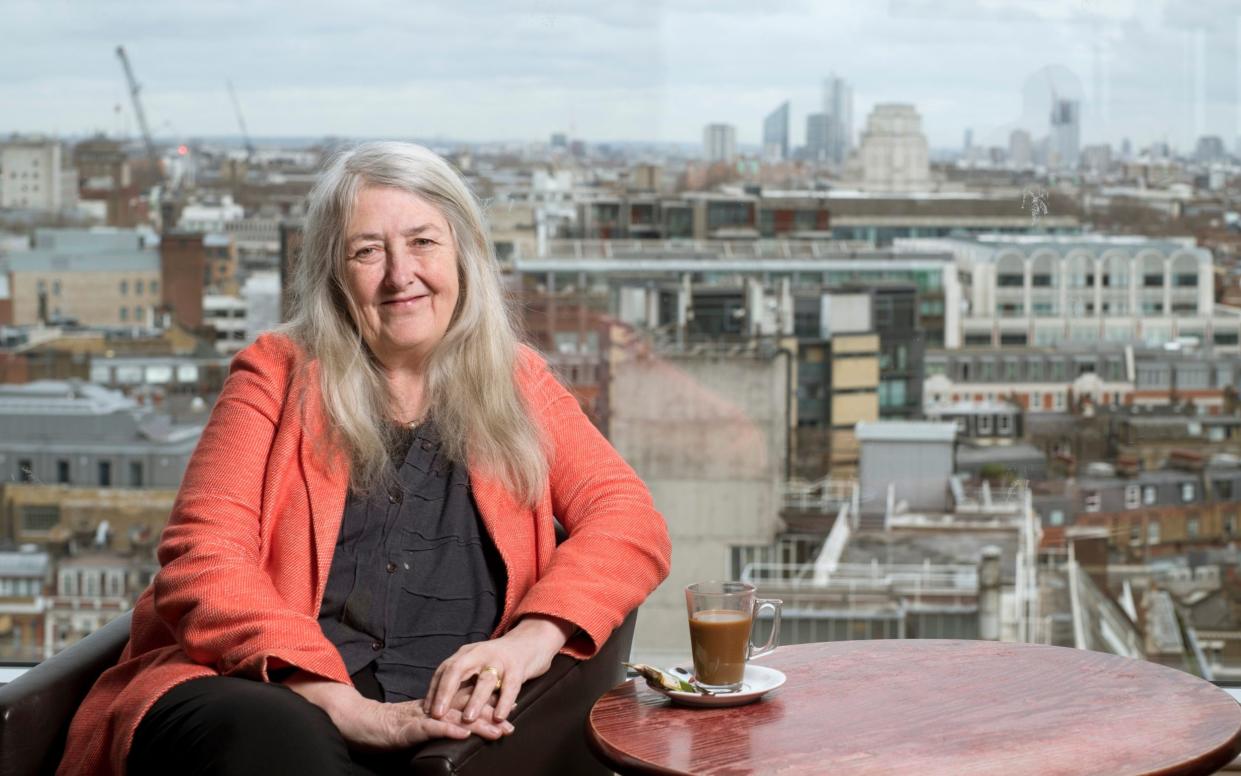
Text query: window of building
135 279 144 295
105 572 124 597
977 414 993 434
57 459 70 484
120 307 128 322
22 504 60 533
59 570 77 597
1143 485 1157 505
150 280 159 295
1084 492 1101 512
1048 510 1065 527
1124 485 1140 510
1148 521 1161 544
52 280 61 296
1130 523 1141 544
1143 273 1164 288
1053 392 1066 410
1182 482 1196 503
98 460 112 487
130 460 144 487
120 280 128 295
1187 517 1200 538
83 572 101 597
997 414 1012 435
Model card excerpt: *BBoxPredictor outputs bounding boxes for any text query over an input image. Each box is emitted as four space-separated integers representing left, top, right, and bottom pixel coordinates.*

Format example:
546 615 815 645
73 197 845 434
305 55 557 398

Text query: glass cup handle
748 598 782 659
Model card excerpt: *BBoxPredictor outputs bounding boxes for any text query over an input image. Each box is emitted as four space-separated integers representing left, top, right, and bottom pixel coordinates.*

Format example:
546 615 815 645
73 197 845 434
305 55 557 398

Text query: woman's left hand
424 615 576 725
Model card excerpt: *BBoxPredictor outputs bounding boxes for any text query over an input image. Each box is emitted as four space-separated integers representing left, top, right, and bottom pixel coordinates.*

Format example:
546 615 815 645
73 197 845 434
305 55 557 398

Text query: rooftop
856 421 957 443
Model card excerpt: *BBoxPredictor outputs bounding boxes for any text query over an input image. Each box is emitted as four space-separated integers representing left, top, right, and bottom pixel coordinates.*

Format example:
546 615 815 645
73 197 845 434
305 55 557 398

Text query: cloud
0 0 1236 148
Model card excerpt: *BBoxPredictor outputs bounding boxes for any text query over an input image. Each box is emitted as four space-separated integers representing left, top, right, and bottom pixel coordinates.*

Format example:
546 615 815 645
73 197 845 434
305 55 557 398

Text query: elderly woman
57 142 671 776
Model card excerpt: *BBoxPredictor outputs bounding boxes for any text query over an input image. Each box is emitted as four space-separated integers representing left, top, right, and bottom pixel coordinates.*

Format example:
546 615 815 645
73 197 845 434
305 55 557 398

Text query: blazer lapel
295 365 349 610
469 465 536 633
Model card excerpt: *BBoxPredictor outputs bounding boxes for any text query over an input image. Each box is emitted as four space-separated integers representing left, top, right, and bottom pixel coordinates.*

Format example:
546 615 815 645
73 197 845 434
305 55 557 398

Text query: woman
57 142 671 776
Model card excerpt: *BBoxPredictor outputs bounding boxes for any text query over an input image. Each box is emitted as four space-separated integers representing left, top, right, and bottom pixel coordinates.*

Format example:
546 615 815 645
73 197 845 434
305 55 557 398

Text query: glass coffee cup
684 581 782 691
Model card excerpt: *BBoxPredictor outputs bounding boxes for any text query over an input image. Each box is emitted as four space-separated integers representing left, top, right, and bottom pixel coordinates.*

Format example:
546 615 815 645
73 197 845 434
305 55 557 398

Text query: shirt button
421 440 434 451
388 491 402 504
371 640 383 651
386 561 398 573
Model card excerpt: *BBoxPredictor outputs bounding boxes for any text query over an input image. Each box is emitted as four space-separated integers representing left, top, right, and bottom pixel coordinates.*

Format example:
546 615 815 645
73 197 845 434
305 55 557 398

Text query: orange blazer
57 333 671 776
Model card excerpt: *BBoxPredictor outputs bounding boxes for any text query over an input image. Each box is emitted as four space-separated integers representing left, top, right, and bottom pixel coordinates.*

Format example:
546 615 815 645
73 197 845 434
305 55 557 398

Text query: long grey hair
284 141 546 504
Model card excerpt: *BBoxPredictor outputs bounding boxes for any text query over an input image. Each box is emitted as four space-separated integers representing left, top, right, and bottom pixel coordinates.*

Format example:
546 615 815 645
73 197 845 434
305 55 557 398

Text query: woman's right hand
284 672 513 750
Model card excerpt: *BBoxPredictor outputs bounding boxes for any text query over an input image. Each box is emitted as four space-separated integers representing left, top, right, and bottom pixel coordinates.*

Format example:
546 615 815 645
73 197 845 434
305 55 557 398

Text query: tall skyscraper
1049 99 1080 168
805 113 830 161
763 101 790 162
822 74 854 165
703 123 737 164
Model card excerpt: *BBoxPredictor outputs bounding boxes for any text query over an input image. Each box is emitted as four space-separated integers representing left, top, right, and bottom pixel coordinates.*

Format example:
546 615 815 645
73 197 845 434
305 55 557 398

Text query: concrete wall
859 436 954 513
610 348 788 663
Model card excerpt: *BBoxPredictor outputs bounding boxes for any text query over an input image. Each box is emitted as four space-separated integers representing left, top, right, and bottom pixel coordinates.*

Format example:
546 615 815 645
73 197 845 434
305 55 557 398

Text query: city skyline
3 0 1241 152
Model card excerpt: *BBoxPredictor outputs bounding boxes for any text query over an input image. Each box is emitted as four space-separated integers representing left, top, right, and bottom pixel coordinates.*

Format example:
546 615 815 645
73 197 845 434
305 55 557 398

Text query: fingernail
433 703 445 717
464 711 476 722
503 722 515 734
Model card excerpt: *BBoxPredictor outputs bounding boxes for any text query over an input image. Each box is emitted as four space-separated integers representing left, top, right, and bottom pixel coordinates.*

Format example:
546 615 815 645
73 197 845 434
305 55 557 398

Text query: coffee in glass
685 581 782 691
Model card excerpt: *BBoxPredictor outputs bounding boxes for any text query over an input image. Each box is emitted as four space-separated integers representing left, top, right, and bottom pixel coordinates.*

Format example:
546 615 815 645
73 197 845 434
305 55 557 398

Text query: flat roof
856 421 957 443
514 256 952 273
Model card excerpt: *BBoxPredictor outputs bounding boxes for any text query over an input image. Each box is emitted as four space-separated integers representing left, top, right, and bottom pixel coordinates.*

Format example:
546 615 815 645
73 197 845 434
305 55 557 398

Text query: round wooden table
588 640 1241 775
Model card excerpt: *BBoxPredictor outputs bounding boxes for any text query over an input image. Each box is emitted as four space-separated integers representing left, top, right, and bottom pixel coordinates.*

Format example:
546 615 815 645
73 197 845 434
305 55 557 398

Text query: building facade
857 104 931 192
900 236 1240 350
2 229 160 326
763 101 790 162
0 136 76 211
703 124 737 164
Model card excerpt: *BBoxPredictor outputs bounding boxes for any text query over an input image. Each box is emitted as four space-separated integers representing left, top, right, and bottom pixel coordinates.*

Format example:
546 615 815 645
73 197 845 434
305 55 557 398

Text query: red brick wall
159 232 205 329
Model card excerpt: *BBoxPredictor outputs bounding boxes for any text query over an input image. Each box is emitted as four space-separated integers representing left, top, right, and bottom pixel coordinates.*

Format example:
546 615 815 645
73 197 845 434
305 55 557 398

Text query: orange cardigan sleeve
510 348 672 657
151 336 350 685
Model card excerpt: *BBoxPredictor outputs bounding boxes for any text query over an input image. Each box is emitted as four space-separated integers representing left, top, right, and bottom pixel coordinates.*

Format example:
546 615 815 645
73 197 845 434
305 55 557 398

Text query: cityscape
6 0 1241 748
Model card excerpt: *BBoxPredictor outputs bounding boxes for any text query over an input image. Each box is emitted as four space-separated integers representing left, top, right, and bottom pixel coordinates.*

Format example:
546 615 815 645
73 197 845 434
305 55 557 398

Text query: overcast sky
3 0 1240 151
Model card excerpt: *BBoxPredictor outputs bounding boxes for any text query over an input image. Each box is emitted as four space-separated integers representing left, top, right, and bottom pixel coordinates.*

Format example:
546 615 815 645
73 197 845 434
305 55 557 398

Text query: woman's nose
384 244 418 287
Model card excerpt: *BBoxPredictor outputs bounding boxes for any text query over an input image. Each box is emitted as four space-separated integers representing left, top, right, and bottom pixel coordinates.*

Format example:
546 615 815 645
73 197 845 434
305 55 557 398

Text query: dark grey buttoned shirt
318 420 506 702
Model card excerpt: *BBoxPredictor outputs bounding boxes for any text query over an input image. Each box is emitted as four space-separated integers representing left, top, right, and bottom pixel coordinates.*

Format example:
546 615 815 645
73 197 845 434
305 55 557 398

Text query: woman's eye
352 246 380 261
411 238 435 248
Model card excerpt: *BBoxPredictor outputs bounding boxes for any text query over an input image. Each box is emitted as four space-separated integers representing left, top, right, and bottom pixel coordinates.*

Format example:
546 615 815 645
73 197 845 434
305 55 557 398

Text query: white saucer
645 664 786 708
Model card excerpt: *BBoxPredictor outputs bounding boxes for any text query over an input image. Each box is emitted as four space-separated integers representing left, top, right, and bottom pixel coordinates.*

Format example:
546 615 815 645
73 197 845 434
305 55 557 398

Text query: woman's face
342 185 460 369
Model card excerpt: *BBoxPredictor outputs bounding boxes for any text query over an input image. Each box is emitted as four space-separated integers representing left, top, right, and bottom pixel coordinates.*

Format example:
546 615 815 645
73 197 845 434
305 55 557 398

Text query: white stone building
857 104 931 192
0 136 77 211
898 236 1241 351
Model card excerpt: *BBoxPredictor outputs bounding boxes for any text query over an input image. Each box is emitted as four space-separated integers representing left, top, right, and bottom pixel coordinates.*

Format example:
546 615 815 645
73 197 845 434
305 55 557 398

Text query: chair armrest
406 609 638 776
0 610 133 776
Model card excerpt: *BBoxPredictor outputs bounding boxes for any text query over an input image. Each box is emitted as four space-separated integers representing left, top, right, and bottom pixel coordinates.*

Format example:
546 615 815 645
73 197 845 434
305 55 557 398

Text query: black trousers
127 666 410 776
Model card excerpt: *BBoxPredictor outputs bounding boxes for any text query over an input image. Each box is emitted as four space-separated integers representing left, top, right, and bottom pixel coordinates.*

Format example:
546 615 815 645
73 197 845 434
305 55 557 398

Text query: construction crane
226 79 256 162
115 45 163 183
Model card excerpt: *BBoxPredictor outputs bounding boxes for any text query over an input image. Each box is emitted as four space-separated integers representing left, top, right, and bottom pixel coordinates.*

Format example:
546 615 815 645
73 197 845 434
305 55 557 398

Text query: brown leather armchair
0 608 635 775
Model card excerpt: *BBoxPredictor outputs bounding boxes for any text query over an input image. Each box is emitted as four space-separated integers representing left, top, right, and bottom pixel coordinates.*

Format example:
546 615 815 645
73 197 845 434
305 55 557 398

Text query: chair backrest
0 610 133 776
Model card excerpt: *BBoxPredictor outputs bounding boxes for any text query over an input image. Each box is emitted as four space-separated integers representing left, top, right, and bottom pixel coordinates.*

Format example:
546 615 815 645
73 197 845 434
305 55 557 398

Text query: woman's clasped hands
285 672 513 751
423 615 575 728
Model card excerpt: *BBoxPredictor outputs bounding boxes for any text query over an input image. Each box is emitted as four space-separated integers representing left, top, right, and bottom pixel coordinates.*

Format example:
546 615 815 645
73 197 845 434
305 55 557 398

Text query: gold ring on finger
481 664 503 690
